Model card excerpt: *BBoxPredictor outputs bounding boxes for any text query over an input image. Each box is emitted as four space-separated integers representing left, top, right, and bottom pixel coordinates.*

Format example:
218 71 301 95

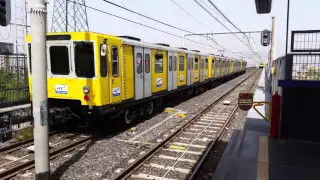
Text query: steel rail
0 131 58 154
0 135 92 180
188 69 261 179
112 68 260 180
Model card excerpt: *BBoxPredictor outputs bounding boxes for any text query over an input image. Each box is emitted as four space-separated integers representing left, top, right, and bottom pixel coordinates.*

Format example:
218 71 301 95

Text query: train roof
39 31 247 63
120 37 210 56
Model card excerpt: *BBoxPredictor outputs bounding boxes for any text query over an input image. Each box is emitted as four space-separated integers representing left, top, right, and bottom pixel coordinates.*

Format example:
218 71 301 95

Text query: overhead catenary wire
194 0 262 62
67 0 221 51
170 0 249 59
205 0 260 59
101 0 233 54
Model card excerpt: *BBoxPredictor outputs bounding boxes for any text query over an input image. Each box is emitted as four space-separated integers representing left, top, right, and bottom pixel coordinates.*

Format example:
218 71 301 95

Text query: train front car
26 32 123 125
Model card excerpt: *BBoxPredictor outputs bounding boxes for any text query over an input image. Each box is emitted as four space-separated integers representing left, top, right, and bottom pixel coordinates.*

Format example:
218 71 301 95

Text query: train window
74 42 95 78
50 46 70 75
28 43 32 74
173 56 177 71
205 58 208 69
194 57 198 70
179 56 184 71
111 46 119 77
100 44 107 77
212 59 215 68
169 56 172 72
155 54 163 73
137 53 142 74
145 54 150 73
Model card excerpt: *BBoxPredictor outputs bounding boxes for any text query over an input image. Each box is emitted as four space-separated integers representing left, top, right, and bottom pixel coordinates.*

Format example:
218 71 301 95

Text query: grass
12 127 34 143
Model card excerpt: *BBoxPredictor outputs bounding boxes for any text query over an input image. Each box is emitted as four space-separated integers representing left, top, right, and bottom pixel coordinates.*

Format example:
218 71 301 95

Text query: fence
0 55 30 108
271 30 320 96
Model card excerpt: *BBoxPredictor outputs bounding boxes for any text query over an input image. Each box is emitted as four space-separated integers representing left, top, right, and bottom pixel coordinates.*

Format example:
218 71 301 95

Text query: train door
143 48 152 98
172 53 178 90
200 56 204 82
194 55 199 82
212 57 215 78
216 58 220 77
167 51 173 91
177 53 186 87
187 54 192 85
134 46 144 100
109 43 122 103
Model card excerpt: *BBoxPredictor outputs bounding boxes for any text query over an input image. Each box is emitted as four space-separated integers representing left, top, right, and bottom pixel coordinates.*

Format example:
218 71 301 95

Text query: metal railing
270 30 320 96
0 55 30 108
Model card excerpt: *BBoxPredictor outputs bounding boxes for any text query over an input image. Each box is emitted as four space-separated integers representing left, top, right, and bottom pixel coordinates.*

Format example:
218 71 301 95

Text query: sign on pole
238 93 254 111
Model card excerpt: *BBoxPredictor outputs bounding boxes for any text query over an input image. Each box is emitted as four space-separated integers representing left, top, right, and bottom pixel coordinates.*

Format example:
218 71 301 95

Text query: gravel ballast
11 70 256 180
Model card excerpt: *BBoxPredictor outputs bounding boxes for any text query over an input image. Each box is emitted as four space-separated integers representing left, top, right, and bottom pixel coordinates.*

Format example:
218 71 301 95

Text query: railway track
112 69 261 180
0 132 92 180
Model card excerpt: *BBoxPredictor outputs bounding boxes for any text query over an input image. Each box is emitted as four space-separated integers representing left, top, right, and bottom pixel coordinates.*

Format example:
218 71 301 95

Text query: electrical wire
204 0 263 62
68 0 220 50
193 0 261 62
169 0 240 57
101 0 233 54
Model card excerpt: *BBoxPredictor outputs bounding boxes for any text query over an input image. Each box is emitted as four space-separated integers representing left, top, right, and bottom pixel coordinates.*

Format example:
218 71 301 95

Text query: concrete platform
212 130 320 180
211 67 320 180
247 67 271 120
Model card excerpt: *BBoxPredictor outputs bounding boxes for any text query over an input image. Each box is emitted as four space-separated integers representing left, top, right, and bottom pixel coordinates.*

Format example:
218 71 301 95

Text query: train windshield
74 42 95 78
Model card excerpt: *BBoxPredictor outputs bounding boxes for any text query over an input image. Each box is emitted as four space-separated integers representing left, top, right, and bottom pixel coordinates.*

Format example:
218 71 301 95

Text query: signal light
0 0 11 27
261 29 271 46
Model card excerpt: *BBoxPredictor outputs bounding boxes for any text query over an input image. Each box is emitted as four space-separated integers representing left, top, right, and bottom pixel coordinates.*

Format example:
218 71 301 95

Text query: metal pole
184 30 263 36
183 34 187 47
285 0 290 56
270 16 275 64
30 0 49 178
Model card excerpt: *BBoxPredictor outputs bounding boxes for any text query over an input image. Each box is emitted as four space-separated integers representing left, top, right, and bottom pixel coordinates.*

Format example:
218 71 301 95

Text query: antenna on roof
177 47 188 50
118 36 141 41
155 43 170 47
191 50 200 53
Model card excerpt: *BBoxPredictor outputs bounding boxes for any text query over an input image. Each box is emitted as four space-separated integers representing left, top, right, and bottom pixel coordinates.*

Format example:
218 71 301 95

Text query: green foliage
0 68 27 102
12 127 34 143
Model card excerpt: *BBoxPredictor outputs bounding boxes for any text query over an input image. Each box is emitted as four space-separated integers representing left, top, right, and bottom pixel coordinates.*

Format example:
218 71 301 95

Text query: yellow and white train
26 32 247 125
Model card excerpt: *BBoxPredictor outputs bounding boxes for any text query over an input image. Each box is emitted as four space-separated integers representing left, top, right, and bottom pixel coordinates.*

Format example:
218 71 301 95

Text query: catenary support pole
270 16 275 64
30 0 49 179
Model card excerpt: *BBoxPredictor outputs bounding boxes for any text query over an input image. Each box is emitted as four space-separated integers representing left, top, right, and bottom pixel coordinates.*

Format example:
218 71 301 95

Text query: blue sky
1 0 320 66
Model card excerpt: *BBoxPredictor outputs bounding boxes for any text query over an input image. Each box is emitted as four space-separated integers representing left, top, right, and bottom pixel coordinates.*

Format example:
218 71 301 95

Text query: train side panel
152 49 167 93
216 58 221 78
121 44 134 101
193 55 200 83
211 56 215 78
204 56 209 80
208 56 212 79
177 52 187 87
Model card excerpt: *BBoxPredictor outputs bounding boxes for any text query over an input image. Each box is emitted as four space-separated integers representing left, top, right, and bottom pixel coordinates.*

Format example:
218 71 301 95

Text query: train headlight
83 86 90 94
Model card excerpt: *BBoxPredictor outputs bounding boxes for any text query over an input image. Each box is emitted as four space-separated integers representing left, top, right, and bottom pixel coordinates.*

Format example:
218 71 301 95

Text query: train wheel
145 101 154 116
124 109 134 124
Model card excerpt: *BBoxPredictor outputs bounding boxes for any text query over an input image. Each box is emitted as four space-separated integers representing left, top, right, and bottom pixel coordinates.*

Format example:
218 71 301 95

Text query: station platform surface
244 67 271 134
211 67 320 180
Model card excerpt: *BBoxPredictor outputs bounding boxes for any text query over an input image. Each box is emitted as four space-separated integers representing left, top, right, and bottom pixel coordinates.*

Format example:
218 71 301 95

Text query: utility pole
270 16 275 65
30 0 49 179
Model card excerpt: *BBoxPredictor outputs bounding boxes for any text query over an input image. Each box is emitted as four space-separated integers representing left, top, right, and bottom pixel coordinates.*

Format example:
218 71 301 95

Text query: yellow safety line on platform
257 136 269 180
